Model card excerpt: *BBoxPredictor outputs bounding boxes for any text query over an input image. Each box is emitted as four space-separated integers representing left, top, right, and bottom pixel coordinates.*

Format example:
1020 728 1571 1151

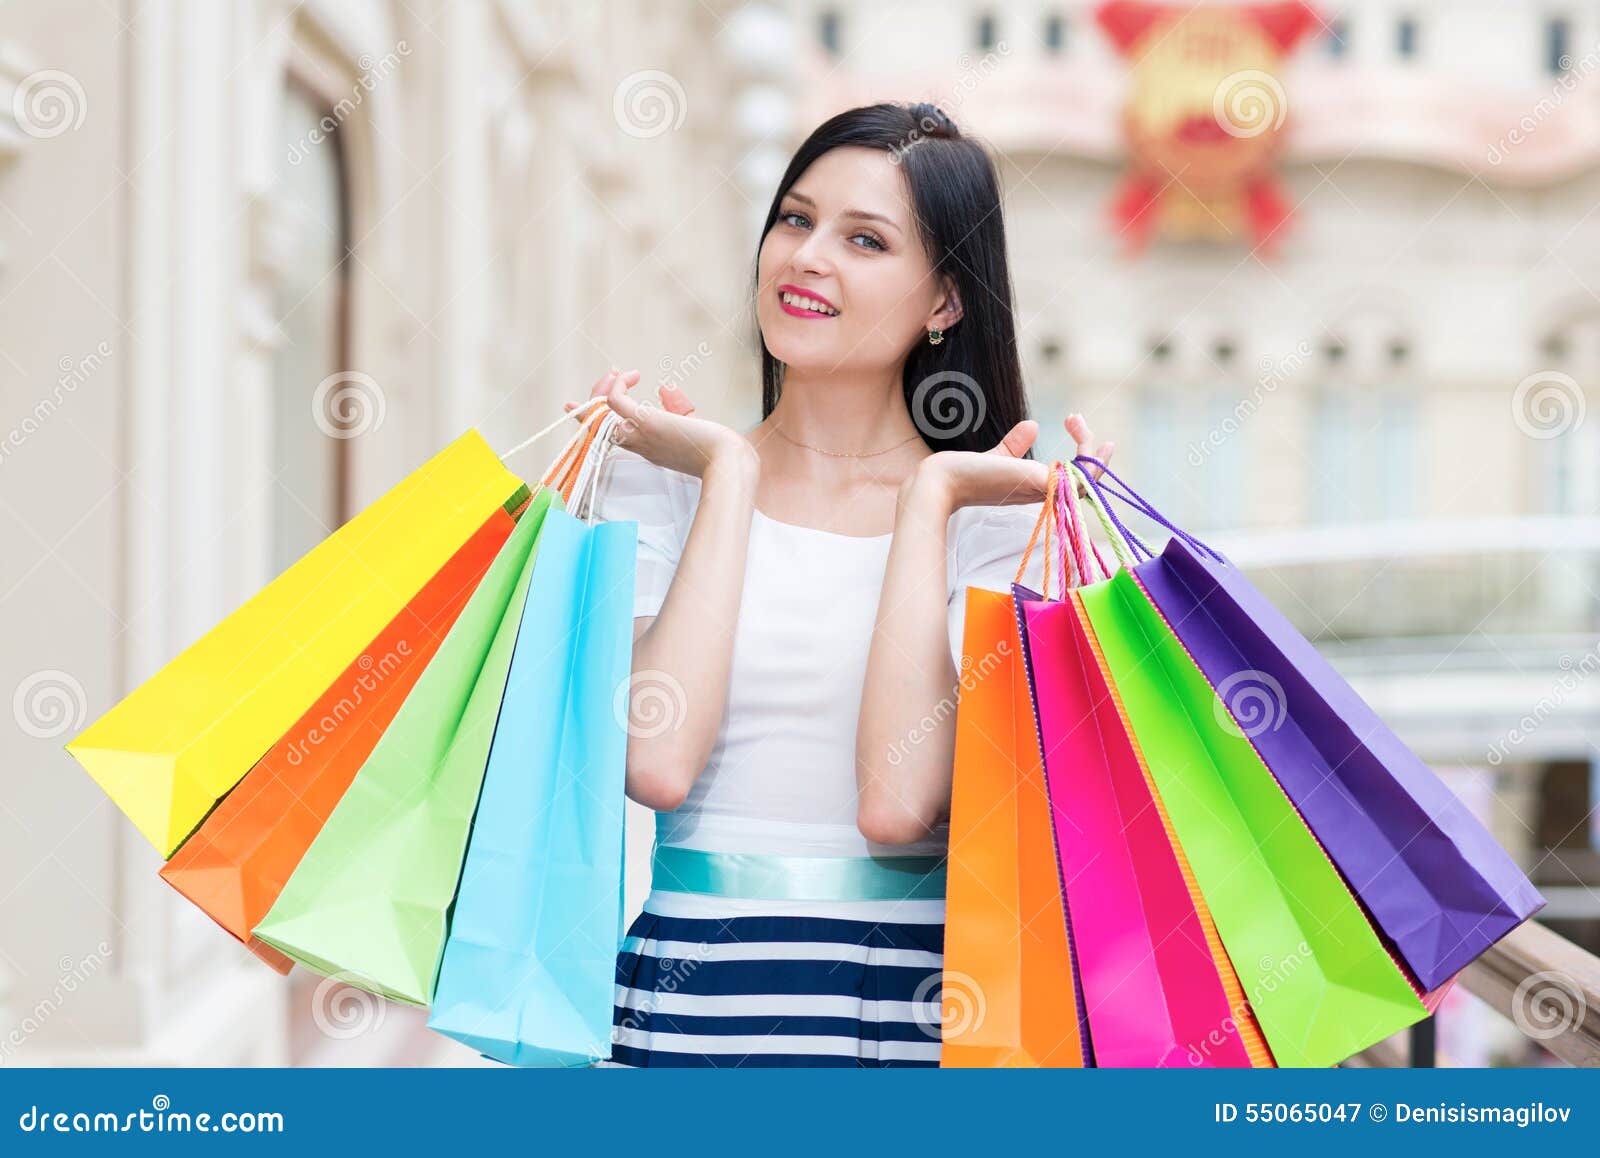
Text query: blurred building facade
0 0 755 1065
0 0 1596 1066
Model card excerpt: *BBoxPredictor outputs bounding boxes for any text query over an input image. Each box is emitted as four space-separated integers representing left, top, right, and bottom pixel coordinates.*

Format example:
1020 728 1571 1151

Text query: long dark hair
755 101 1031 457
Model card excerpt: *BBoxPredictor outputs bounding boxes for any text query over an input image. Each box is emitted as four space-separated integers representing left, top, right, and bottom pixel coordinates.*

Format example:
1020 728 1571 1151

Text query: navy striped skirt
607 900 947 1067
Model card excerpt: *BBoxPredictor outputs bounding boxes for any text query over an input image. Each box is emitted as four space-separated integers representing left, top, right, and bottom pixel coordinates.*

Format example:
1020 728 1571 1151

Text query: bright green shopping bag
253 487 558 1005
1075 565 1428 1067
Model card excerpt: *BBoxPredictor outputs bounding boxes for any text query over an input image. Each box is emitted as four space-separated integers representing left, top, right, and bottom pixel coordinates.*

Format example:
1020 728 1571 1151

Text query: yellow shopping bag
66 430 526 856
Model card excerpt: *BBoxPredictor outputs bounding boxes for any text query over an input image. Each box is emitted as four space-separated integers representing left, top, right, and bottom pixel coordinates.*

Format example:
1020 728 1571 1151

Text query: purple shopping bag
1075 457 1545 992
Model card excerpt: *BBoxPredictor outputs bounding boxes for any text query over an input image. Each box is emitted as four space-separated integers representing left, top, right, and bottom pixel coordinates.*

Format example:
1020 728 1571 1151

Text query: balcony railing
1207 516 1600 643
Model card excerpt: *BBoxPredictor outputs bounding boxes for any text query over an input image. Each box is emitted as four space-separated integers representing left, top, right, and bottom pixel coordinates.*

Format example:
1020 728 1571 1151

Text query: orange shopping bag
940 582 1089 1068
158 507 518 948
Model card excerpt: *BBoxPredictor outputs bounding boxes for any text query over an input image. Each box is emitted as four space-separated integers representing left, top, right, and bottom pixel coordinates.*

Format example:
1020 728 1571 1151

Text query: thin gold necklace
771 422 924 459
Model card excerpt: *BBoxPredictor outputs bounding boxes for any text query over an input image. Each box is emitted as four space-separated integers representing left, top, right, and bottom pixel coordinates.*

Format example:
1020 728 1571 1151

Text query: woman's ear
931 277 964 330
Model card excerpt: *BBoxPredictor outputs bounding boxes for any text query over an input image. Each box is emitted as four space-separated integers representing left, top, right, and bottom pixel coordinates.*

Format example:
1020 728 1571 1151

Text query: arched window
269 75 353 575
1530 314 1600 516
1305 302 1421 523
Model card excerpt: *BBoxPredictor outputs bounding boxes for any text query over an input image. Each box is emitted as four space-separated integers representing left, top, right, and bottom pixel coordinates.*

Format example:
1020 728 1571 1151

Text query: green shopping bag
1069 469 1426 1068
253 487 558 1004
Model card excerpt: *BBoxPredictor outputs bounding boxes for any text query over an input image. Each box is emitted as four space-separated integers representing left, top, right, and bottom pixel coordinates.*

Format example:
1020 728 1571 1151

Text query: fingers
570 368 642 419
1085 440 1114 480
985 419 1038 458
590 367 640 399
605 371 644 426
659 382 697 416
1065 412 1096 453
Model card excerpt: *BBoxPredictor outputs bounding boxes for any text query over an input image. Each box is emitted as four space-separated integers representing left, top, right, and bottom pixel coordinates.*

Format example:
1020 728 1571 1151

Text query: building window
1396 15 1419 59
818 10 841 56
1325 14 1349 57
976 12 997 52
1203 391 1249 529
1375 393 1418 520
272 78 353 574
1135 386 1190 527
1043 12 1066 54
1310 392 1359 523
1546 17 1572 75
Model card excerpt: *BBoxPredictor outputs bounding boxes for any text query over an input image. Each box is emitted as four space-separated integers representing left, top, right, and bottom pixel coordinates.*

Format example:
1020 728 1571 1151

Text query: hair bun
907 102 960 138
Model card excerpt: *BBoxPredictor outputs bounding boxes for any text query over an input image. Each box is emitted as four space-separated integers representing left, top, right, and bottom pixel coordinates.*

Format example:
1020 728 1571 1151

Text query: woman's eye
777 210 884 252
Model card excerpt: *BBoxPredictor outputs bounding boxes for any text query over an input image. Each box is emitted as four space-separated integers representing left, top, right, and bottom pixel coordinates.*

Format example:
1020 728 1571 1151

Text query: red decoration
1096 2 1321 255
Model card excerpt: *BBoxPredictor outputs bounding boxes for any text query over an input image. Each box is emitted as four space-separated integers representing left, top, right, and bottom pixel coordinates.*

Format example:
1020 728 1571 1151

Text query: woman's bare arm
576 369 760 812
624 449 758 811
855 415 1114 844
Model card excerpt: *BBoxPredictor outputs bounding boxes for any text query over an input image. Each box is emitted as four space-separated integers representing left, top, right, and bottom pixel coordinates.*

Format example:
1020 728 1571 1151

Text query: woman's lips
776 284 840 319
778 296 836 319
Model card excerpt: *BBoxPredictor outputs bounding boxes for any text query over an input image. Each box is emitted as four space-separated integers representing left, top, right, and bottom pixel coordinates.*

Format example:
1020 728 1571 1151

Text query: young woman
579 102 1114 1067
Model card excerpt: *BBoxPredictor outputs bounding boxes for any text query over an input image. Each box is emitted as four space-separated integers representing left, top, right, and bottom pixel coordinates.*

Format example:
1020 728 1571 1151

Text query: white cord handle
498 396 607 463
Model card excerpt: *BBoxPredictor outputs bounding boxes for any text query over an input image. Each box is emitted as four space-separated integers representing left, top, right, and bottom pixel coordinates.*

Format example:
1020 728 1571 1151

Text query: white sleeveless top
593 446 1048 895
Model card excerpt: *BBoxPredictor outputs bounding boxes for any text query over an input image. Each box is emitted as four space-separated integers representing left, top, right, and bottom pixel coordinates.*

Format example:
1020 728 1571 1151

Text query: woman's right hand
566 368 756 482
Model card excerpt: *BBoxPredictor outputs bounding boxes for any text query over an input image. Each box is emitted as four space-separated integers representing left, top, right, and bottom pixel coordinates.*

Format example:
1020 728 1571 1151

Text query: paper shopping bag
1015 582 1272 1067
1129 535 1544 991
159 507 517 945
428 511 637 1066
1076 569 1428 1066
252 488 557 1004
941 587 1089 1068
66 431 525 856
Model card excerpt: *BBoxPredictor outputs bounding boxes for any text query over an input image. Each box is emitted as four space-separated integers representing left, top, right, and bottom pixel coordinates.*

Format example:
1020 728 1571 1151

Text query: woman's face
756 146 960 378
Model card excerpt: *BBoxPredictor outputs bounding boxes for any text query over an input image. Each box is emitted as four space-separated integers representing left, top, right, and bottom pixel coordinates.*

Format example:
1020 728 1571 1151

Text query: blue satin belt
650 845 947 902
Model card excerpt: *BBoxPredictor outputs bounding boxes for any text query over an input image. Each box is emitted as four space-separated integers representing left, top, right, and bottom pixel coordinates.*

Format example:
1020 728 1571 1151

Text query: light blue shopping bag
427 507 637 1066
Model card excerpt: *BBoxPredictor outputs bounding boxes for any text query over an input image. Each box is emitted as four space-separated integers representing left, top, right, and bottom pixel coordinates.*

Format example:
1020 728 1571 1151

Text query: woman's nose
790 232 832 277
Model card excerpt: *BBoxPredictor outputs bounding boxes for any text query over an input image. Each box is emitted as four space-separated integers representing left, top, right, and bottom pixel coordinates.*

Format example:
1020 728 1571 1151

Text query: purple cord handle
1073 455 1228 565
1077 467 1157 563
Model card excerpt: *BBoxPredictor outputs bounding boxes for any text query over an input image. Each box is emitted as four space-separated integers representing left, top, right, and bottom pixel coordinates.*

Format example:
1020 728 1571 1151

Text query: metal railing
1349 920 1600 1068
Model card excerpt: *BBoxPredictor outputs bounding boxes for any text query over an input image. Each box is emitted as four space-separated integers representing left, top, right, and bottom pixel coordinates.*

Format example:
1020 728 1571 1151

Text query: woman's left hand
907 412 1116 513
